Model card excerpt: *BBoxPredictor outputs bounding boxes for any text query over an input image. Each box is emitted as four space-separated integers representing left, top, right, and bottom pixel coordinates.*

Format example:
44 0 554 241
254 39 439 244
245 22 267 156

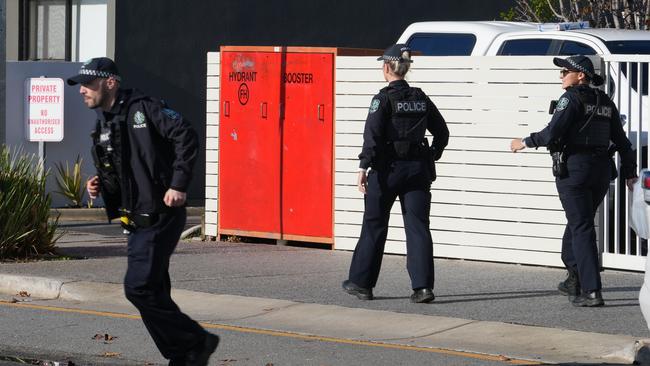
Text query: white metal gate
601 54 650 272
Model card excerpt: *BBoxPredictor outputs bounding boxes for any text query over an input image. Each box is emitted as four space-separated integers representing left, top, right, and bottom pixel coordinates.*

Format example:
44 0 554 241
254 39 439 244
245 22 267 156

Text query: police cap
377 44 413 63
67 57 121 86
553 55 604 86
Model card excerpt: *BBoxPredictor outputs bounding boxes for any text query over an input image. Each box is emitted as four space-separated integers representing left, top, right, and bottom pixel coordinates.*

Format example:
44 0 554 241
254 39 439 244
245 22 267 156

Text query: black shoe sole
189 334 219 366
342 281 373 300
558 283 580 297
558 288 581 296
410 295 435 303
572 299 604 307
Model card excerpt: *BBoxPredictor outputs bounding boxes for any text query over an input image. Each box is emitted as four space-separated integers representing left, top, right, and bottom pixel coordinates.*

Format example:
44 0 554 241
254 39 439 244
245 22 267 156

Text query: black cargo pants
123 207 206 361
348 159 434 290
556 152 610 293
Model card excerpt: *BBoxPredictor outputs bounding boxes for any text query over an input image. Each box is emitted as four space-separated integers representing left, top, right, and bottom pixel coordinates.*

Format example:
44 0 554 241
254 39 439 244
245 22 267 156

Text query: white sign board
25 77 65 142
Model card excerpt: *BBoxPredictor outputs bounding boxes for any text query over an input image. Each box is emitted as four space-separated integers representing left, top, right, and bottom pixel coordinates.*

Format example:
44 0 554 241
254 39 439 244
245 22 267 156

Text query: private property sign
25 77 64 142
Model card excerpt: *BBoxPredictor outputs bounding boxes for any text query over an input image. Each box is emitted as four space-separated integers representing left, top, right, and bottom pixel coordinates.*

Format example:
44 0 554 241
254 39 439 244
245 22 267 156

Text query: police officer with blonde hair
511 55 637 307
342 44 449 303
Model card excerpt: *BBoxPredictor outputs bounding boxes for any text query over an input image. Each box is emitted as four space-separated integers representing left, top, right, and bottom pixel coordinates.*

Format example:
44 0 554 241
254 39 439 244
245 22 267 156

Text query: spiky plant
54 155 86 208
0 145 59 259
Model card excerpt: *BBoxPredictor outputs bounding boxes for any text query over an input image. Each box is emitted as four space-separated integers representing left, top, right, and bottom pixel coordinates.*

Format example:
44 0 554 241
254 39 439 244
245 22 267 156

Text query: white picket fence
205 52 647 272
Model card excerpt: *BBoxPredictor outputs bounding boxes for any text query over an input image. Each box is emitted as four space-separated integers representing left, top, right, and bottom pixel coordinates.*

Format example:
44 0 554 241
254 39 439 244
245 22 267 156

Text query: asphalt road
0 301 514 366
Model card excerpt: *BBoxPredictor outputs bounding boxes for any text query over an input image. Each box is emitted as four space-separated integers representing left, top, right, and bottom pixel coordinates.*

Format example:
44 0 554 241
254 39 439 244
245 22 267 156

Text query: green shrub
54 155 88 208
0 145 59 259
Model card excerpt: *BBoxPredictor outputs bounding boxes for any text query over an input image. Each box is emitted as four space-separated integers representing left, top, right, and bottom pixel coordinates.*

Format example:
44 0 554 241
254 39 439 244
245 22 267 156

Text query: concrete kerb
50 207 205 222
0 274 65 299
0 273 641 364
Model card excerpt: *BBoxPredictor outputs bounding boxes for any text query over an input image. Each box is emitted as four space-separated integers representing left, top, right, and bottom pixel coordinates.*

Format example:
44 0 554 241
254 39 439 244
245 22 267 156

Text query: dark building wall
0 0 5 144
115 0 515 202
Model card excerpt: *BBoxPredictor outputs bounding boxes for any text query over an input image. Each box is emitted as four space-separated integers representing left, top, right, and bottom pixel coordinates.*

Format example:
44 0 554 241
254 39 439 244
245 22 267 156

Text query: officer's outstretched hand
164 188 187 207
510 139 525 153
627 177 638 191
358 171 368 194
87 176 100 199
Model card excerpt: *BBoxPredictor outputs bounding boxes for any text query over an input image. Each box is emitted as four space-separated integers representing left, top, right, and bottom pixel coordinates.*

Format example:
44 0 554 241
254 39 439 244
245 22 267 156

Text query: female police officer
342 44 449 303
511 55 637 307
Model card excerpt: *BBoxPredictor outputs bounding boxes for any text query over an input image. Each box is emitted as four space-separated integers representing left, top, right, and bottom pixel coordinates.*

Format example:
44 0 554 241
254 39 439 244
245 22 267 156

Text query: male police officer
342 45 449 303
68 57 218 365
511 55 637 307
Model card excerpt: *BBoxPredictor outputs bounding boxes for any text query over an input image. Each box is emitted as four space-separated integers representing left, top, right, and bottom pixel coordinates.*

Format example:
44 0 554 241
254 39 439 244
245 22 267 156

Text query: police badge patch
555 97 569 112
369 99 380 114
133 111 147 128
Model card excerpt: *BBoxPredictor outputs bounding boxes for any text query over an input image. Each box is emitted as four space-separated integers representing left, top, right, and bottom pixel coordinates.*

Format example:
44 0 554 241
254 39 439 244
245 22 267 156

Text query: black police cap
553 55 604 86
377 44 413 63
67 57 121 86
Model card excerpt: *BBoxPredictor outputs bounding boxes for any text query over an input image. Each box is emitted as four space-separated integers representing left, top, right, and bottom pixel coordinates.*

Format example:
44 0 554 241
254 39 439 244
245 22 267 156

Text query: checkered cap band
566 58 593 78
79 68 122 81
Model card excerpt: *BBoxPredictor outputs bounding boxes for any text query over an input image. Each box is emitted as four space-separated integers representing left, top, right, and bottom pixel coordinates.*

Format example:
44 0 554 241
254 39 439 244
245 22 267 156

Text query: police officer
510 55 637 307
342 44 449 303
67 57 218 365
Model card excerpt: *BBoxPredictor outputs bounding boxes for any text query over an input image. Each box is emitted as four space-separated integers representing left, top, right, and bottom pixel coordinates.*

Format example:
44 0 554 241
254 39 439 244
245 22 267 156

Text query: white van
396 21 538 56
397 21 650 147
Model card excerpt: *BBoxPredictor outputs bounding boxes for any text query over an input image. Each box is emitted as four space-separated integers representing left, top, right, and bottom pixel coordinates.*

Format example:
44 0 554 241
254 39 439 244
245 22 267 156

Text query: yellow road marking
0 300 543 365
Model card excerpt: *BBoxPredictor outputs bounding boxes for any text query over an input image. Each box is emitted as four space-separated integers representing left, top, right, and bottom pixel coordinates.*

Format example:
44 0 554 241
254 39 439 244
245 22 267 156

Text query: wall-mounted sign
25 77 64 142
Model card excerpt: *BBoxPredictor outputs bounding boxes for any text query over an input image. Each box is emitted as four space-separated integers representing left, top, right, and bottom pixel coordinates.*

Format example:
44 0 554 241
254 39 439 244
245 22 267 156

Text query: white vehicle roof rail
537 21 590 31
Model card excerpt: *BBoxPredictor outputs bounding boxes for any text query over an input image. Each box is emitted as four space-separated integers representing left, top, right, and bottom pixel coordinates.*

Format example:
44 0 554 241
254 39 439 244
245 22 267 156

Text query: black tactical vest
567 87 611 148
384 87 429 159
91 111 129 219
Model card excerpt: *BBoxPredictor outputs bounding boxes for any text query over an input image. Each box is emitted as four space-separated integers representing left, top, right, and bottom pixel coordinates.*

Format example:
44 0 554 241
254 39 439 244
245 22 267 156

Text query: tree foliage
501 0 650 29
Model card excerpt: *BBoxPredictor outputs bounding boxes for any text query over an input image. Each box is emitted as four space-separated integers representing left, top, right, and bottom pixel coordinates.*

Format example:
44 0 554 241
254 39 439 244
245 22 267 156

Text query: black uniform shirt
95 88 199 214
524 84 636 179
359 80 449 170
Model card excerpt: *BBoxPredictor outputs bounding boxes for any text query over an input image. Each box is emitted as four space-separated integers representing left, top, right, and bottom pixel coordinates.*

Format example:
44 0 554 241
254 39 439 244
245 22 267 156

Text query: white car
397 21 650 147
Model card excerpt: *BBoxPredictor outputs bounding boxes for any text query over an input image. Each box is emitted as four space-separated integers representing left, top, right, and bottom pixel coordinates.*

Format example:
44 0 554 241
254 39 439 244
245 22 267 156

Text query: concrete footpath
1 216 649 365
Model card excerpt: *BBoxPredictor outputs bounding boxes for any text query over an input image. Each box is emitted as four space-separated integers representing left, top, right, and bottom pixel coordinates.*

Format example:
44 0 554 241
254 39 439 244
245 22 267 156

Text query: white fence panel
334 56 569 267
203 53 644 272
204 52 220 237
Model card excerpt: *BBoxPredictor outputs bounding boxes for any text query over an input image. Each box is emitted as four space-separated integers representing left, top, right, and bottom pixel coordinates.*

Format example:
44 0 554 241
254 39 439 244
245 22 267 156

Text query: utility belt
119 209 160 232
386 139 429 161
550 144 609 178
564 145 609 157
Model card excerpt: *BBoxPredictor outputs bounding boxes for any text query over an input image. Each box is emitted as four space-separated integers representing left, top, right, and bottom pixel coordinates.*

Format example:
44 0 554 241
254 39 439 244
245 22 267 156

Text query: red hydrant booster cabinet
219 46 334 244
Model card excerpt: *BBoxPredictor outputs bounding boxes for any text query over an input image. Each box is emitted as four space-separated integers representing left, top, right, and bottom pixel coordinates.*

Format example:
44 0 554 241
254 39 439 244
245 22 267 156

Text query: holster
120 211 159 232
551 151 568 178
428 147 437 182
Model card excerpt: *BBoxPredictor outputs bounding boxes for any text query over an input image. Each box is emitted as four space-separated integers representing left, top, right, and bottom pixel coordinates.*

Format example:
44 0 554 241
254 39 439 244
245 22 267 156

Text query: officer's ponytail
387 51 411 78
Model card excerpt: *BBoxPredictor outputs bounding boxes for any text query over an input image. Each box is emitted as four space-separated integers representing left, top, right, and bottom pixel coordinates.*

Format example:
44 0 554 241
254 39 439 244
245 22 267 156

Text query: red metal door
281 52 334 242
219 50 282 238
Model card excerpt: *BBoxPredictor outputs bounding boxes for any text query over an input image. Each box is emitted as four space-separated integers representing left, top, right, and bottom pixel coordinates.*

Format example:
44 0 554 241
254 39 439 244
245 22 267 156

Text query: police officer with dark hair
68 57 218 365
511 55 637 307
342 44 449 303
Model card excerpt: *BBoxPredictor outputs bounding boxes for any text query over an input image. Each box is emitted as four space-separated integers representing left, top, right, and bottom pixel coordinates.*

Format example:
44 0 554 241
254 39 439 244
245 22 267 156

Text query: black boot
410 288 435 303
558 268 580 296
572 290 604 307
342 280 373 300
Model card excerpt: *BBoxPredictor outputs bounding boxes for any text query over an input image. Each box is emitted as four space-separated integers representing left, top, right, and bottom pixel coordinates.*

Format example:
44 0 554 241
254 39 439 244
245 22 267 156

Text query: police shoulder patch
369 99 380 114
162 108 181 120
555 97 570 112
133 110 147 128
